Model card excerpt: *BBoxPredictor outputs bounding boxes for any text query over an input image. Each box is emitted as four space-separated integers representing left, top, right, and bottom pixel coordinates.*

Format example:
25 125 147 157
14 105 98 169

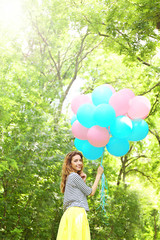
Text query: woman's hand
80 172 87 182
90 166 104 197
97 166 104 176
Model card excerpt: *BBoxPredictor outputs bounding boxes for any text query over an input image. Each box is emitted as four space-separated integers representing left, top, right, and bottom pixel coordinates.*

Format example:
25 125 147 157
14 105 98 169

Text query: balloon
106 137 130 157
93 104 116 127
71 120 88 140
128 119 149 141
92 84 113 106
82 141 104 160
71 94 92 114
71 84 151 158
87 125 110 147
128 96 151 119
105 84 116 93
71 115 77 125
77 103 96 128
110 116 132 139
109 88 135 116
74 138 88 152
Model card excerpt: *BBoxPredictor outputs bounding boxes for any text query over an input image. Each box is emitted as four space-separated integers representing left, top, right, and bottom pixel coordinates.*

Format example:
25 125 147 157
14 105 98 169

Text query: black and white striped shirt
63 172 92 212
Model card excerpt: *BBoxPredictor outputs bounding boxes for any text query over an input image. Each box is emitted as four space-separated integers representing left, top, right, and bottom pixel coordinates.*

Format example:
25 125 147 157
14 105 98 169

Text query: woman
56 150 104 240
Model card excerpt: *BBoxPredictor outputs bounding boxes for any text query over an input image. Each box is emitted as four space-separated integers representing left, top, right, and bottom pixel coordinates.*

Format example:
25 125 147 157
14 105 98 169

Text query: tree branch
140 82 160 95
62 32 101 102
115 28 131 48
137 57 151 66
126 168 153 182
78 38 104 65
29 13 61 80
117 167 123 186
125 145 134 158
62 33 89 101
149 129 160 146
98 31 155 67
125 155 147 168
148 93 159 117
60 41 74 69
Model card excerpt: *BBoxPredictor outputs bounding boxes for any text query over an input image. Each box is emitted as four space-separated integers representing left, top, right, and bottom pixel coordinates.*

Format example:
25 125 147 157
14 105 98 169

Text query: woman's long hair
60 151 83 193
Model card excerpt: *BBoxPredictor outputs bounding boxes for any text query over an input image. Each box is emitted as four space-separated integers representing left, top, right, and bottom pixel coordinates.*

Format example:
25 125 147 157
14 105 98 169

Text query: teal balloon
82 141 104 160
77 103 96 128
106 137 130 157
128 119 149 141
110 116 132 139
92 85 113 106
74 138 88 152
71 115 77 125
94 104 116 127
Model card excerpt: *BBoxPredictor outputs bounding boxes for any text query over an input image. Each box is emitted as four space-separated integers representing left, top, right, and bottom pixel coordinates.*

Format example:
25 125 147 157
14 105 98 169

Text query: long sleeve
63 172 92 212
71 173 92 196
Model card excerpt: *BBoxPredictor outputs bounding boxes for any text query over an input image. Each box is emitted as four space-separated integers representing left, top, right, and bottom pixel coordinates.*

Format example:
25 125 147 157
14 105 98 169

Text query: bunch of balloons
71 84 151 160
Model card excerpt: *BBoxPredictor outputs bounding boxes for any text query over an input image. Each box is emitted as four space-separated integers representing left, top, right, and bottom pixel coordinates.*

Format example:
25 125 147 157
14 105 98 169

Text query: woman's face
71 154 83 172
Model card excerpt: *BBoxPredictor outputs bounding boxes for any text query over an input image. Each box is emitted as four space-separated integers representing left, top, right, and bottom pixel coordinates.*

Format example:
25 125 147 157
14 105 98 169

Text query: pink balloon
72 120 89 140
109 88 135 116
128 96 151 119
87 125 110 147
71 94 93 114
105 84 116 93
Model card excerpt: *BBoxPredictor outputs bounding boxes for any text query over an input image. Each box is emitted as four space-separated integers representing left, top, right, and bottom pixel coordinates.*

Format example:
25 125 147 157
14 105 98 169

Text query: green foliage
108 187 141 239
0 0 160 239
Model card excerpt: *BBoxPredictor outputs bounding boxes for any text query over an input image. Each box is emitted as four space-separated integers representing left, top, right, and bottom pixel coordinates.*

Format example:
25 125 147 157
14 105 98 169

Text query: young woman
56 150 104 240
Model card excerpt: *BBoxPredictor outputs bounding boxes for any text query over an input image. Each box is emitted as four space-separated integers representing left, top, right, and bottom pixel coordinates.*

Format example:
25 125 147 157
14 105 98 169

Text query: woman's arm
90 166 104 196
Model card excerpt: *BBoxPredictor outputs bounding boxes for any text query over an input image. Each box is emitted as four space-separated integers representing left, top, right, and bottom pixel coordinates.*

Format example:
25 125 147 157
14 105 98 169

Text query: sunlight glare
0 0 23 30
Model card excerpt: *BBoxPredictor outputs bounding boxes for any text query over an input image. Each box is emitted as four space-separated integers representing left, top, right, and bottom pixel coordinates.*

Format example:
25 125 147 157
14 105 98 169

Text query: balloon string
100 152 104 167
99 149 109 217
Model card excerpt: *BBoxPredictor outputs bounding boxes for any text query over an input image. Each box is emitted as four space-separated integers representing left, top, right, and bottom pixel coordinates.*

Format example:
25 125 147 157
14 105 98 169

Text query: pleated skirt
56 207 91 240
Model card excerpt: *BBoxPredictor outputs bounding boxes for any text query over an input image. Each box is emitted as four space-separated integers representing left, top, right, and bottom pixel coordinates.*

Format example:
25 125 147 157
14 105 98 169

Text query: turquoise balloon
128 119 149 141
71 115 77 125
106 137 130 157
94 104 116 127
110 116 132 139
74 138 88 152
77 103 96 128
82 141 104 160
92 85 113 106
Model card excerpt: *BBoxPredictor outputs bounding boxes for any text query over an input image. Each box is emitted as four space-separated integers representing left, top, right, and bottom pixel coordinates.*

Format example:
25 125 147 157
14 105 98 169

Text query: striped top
63 172 92 212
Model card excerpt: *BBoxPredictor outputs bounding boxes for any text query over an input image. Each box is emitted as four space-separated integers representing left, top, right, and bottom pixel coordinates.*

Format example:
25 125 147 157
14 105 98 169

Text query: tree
0 0 160 239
